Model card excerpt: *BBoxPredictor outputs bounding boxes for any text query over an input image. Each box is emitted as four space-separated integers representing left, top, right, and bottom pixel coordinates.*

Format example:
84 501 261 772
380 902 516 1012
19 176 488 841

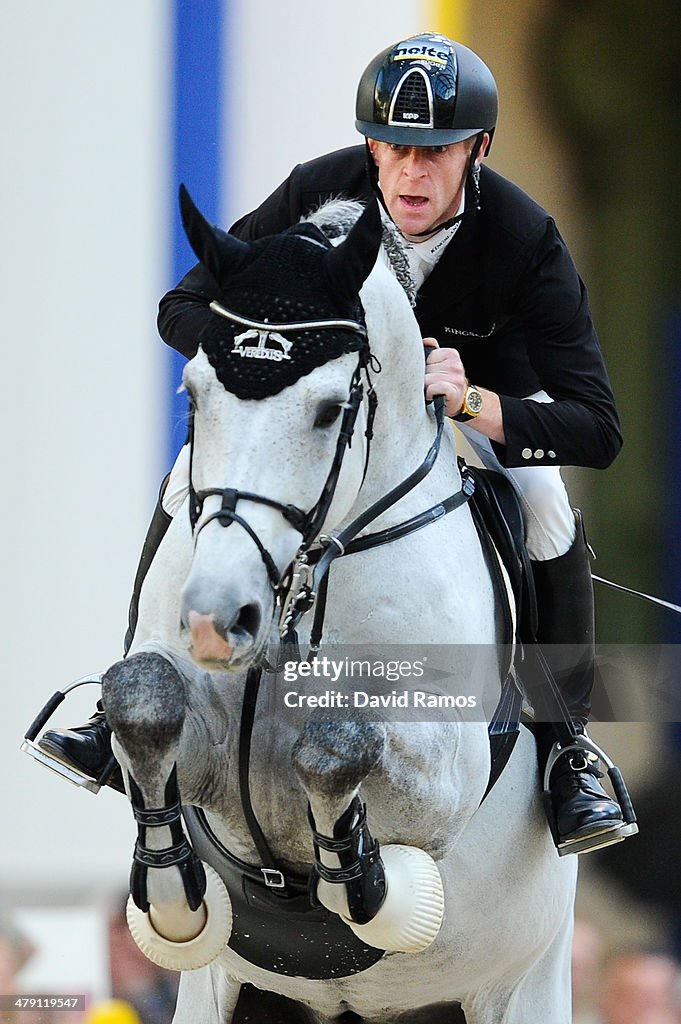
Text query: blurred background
1 1 680 1021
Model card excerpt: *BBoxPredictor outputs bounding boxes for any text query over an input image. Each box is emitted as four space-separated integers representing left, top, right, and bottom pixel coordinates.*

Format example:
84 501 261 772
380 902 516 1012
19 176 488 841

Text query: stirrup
20 674 114 795
542 733 639 857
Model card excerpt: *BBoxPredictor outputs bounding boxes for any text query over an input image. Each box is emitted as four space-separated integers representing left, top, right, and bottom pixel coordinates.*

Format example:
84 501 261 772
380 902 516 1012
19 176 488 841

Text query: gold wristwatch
453 383 484 422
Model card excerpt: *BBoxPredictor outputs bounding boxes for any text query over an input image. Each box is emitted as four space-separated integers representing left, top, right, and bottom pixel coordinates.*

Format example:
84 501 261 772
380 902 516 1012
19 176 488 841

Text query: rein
229 395 475 899
281 395 476 651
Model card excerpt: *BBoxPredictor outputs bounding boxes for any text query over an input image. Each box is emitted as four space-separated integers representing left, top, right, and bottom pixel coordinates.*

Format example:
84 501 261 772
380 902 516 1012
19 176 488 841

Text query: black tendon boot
37 478 172 792
528 512 636 855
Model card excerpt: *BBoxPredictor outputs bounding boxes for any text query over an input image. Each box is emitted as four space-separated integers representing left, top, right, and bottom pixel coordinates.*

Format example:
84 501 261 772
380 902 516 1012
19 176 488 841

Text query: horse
100 189 577 1023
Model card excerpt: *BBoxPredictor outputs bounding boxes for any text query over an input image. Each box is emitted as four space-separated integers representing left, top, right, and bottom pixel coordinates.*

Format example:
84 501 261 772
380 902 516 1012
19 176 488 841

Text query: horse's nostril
231 603 261 640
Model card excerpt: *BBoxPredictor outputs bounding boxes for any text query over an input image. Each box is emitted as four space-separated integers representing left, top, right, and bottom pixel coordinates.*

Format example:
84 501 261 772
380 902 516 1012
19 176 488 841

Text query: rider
38 33 632 855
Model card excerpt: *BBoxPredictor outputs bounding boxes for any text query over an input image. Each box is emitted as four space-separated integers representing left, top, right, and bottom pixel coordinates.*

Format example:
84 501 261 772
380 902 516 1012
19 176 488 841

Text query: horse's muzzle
184 605 262 669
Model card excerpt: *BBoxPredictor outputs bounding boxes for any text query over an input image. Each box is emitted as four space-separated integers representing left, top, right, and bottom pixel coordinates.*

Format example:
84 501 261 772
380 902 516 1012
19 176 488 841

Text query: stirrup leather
542 733 639 856
20 675 114 794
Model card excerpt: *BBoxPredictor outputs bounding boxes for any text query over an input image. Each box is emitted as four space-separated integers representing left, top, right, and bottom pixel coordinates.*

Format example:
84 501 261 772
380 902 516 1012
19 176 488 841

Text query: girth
182 804 385 979
182 662 385 979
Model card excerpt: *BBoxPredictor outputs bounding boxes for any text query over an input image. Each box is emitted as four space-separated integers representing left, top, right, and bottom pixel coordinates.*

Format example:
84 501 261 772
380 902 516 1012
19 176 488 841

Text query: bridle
187 299 475 652
188 301 378 594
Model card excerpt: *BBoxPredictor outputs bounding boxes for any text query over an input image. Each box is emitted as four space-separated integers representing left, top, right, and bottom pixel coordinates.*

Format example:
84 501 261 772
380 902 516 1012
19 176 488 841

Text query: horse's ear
179 184 252 283
324 199 383 304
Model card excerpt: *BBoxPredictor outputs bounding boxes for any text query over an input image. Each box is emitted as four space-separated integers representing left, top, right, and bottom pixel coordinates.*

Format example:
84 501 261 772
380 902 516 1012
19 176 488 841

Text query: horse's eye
314 402 344 429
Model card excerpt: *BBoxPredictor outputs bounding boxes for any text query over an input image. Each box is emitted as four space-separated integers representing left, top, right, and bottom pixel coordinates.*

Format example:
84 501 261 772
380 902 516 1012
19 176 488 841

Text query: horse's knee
292 720 385 798
103 652 186 748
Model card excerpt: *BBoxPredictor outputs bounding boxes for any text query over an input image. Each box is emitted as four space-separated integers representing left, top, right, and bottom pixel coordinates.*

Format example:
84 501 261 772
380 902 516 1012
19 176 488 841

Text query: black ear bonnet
179 187 382 399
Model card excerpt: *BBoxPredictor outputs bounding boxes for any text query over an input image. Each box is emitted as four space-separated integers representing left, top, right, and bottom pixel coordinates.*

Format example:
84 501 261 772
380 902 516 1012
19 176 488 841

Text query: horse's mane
302 199 416 307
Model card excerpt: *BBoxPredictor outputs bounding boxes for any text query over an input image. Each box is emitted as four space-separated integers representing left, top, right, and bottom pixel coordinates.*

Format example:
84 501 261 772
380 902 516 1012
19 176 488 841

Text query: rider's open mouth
400 195 429 209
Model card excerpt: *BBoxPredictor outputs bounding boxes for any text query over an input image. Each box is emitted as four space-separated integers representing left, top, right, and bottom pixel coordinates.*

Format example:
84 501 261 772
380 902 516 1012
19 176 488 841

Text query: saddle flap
465 463 538 643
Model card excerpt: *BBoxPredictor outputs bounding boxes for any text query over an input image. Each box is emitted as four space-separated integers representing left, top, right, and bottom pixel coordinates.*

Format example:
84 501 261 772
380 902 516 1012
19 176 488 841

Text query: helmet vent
388 68 433 129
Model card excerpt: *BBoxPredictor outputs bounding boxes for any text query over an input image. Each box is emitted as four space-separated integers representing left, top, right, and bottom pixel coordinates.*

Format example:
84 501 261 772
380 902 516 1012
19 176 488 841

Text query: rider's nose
402 150 426 177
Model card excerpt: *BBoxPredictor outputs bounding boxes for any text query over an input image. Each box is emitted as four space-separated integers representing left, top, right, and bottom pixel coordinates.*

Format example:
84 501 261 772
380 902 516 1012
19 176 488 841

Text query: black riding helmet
355 33 497 147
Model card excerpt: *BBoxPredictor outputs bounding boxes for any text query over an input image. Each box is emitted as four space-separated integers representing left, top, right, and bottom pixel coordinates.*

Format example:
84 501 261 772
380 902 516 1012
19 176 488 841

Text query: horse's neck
355 266 461 522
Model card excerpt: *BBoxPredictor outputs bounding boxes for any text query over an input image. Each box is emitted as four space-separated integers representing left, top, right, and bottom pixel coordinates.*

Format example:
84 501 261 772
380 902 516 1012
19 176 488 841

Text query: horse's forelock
302 199 368 242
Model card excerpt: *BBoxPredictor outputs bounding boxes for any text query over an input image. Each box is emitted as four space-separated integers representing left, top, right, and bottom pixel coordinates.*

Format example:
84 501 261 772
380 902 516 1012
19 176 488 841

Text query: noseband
188 301 376 592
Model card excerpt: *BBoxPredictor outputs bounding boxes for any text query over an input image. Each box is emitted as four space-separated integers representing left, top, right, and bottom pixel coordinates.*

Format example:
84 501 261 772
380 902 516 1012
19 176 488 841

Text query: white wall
1 0 423 898
1 1 170 895
224 0 423 223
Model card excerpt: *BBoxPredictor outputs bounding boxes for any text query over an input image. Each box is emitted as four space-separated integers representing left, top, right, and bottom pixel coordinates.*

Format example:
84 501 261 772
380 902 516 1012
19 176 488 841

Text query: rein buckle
279 556 315 637
261 867 286 889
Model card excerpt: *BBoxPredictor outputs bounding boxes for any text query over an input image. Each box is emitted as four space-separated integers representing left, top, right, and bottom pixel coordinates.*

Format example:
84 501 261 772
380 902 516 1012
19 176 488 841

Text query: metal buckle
279 555 314 636
261 868 286 889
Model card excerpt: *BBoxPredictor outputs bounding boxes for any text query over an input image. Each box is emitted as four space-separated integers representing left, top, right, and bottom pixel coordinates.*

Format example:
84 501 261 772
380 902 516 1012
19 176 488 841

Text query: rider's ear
324 198 383 305
475 132 491 165
179 184 252 284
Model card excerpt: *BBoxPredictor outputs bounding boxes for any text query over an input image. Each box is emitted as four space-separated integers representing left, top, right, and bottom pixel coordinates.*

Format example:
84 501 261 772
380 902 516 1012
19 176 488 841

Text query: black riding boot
528 512 631 854
38 702 126 793
38 478 172 791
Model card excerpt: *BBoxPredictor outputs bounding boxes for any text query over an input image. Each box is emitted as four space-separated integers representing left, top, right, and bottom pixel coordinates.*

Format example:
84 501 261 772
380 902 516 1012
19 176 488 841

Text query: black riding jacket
158 145 622 470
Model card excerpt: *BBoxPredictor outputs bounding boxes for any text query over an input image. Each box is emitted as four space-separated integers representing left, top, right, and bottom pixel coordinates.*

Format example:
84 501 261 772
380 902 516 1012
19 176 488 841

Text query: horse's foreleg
103 652 232 971
173 965 242 1024
293 720 385 919
292 720 444 954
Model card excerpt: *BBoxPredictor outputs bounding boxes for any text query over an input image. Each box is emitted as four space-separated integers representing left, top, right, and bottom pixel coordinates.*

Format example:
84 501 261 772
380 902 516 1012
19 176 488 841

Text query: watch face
466 388 483 415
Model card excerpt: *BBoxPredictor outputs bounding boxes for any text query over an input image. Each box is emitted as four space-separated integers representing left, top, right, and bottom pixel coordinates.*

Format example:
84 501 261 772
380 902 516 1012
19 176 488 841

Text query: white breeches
456 392 576 562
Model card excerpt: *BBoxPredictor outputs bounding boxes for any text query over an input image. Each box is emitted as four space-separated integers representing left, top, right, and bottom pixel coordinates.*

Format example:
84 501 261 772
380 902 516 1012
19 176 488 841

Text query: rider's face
368 137 487 240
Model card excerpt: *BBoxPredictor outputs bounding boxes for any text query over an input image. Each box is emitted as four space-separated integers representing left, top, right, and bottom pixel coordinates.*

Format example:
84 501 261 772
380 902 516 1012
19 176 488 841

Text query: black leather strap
133 801 182 827
286 396 476 648
182 804 386 979
238 667 284 882
133 838 195 868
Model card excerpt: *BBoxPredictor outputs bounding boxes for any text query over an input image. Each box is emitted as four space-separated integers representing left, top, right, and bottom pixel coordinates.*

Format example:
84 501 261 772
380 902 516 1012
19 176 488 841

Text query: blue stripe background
167 0 226 465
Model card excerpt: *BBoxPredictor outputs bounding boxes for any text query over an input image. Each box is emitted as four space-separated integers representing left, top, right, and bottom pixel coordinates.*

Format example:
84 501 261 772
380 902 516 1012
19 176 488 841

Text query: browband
209 300 367 337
